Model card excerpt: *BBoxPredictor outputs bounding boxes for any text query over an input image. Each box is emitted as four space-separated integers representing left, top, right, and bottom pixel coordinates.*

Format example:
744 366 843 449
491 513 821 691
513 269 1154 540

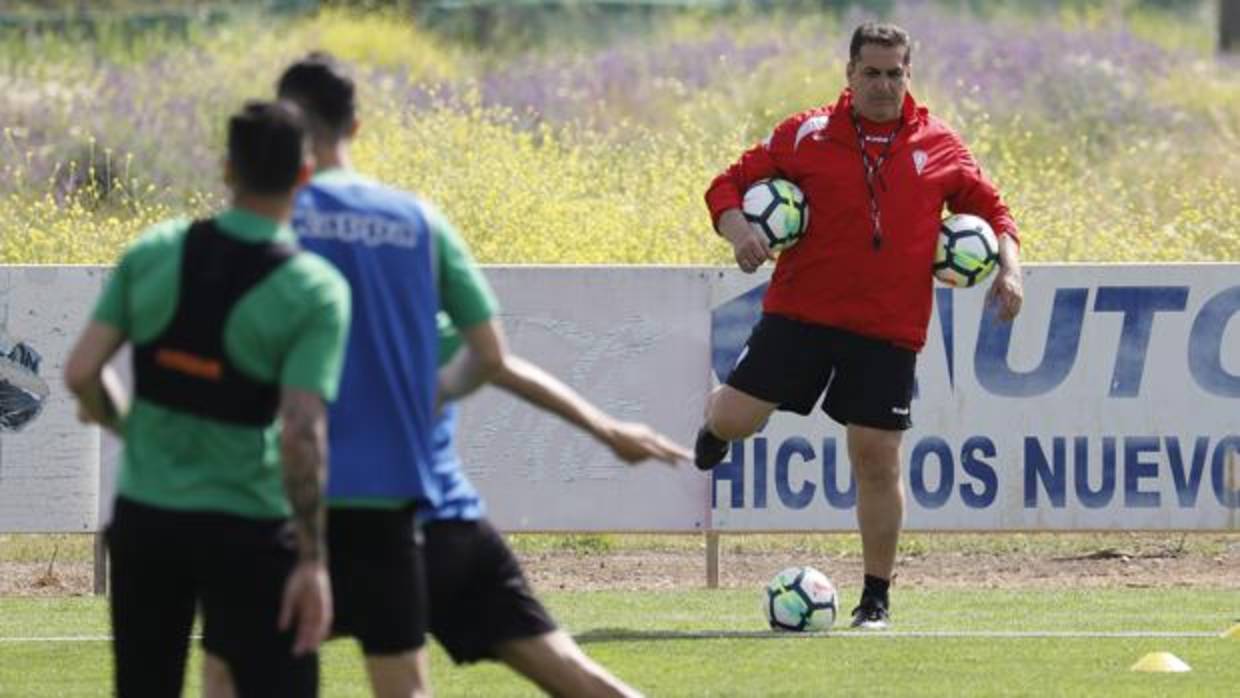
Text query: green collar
216 208 296 244
312 167 358 183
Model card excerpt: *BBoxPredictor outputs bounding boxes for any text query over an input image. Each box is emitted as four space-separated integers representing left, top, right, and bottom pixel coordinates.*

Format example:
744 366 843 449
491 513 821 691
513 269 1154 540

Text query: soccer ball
742 178 809 251
933 213 999 287
763 566 837 632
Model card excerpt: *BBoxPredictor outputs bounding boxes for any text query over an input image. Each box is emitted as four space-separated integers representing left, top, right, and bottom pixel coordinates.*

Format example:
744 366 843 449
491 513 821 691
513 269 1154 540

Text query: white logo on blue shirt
294 211 422 249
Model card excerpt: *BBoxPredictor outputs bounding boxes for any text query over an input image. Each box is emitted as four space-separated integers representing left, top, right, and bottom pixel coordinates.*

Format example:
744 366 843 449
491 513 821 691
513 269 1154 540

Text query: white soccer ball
742 178 809 251
933 213 999 288
763 566 837 632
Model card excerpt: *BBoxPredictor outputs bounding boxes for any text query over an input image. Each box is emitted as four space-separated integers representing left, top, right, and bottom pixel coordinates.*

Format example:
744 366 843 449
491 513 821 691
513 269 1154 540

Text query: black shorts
726 313 917 430
327 506 427 655
106 496 317 698
423 519 557 664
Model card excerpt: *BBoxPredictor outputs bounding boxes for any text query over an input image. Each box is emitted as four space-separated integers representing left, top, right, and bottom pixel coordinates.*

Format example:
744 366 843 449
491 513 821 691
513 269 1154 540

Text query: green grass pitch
2 589 1237 696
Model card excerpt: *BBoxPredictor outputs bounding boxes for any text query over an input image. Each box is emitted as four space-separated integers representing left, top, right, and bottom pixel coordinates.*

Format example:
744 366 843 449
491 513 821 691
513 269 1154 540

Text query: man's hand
64 323 128 435
603 420 692 465
987 235 1023 322
717 209 773 273
97 366 129 433
276 389 330 655
278 560 332 656
987 266 1022 322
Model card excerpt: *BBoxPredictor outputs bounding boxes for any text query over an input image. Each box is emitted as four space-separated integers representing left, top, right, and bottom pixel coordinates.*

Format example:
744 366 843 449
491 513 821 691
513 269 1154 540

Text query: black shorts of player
726 313 917 430
422 518 557 664
327 506 428 655
106 496 316 698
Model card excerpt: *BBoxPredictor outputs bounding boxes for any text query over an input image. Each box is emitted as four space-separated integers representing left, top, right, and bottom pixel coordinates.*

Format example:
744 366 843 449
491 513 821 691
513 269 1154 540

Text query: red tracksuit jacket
705 89 1018 351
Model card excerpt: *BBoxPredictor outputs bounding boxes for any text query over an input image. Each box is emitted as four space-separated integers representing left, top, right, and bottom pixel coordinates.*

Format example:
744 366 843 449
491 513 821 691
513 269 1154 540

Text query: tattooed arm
277 387 332 654
279 387 328 560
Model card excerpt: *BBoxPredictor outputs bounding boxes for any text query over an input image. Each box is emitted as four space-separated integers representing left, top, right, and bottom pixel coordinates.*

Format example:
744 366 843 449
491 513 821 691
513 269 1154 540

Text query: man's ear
223 158 236 189
295 157 314 187
347 118 360 140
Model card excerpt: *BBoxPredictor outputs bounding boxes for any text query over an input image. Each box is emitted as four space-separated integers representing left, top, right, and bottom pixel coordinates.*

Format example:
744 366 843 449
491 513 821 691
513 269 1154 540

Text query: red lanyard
851 110 902 250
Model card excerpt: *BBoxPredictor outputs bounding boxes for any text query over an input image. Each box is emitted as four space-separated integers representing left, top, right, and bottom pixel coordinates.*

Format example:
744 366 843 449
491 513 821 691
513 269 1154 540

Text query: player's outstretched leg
365 651 431 698
201 654 239 698
497 631 643 698
694 385 776 471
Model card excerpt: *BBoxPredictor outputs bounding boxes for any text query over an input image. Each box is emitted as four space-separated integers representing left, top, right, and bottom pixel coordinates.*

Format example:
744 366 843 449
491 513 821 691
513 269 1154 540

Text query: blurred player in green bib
65 100 351 697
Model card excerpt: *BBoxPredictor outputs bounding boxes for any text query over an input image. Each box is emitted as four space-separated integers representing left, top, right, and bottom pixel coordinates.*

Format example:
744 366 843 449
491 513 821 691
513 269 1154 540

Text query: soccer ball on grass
763 566 837 632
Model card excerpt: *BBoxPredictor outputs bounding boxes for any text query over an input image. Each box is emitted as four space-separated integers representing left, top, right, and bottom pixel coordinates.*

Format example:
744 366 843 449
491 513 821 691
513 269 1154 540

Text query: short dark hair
276 51 356 140
227 100 306 195
849 22 912 65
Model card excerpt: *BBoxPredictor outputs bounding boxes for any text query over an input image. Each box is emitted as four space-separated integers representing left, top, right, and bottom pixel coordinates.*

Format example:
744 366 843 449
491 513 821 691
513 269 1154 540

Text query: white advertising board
457 267 713 531
0 267 104 532
708 265 1240 531
5 264 1239 533
96 266 716 532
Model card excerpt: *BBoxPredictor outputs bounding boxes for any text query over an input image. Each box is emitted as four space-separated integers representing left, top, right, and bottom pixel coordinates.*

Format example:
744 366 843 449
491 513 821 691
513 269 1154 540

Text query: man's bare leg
496 630 642 698
364 649 431 698
847 423 904 628
695 385 777 470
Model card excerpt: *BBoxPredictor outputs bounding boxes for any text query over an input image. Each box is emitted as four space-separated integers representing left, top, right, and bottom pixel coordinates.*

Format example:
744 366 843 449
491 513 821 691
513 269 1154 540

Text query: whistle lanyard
851 111 902 250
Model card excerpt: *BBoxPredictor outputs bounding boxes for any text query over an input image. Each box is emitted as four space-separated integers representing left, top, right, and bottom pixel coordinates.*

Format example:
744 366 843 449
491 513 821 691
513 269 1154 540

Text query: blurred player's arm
274 274 350 655
428 199 506 404
278 285 348 565
63 321 129 435
438 318 506 404
279 388 328 562
493 354 691 465
277 387 332 654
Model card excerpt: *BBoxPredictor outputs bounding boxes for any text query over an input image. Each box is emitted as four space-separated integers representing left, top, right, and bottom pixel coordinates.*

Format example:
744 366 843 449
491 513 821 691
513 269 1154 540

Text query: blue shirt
418 311 491 522
293 170 441 504
424 403 486 522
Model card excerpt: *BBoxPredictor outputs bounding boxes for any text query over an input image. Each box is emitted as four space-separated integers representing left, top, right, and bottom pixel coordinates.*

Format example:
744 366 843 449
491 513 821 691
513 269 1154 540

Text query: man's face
847 43 910 123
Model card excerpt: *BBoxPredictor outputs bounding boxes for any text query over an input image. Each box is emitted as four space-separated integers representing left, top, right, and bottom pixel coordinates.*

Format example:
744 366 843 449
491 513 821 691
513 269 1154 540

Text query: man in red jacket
695 22 1023 630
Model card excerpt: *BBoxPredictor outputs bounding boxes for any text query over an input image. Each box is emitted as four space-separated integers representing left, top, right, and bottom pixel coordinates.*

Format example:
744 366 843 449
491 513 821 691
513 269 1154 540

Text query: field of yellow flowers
1 2 1237 265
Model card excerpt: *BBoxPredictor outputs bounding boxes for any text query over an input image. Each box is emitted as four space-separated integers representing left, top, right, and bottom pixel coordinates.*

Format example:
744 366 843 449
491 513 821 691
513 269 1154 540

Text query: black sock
693 426 730 470
697 426 726 449
863 574 890 607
